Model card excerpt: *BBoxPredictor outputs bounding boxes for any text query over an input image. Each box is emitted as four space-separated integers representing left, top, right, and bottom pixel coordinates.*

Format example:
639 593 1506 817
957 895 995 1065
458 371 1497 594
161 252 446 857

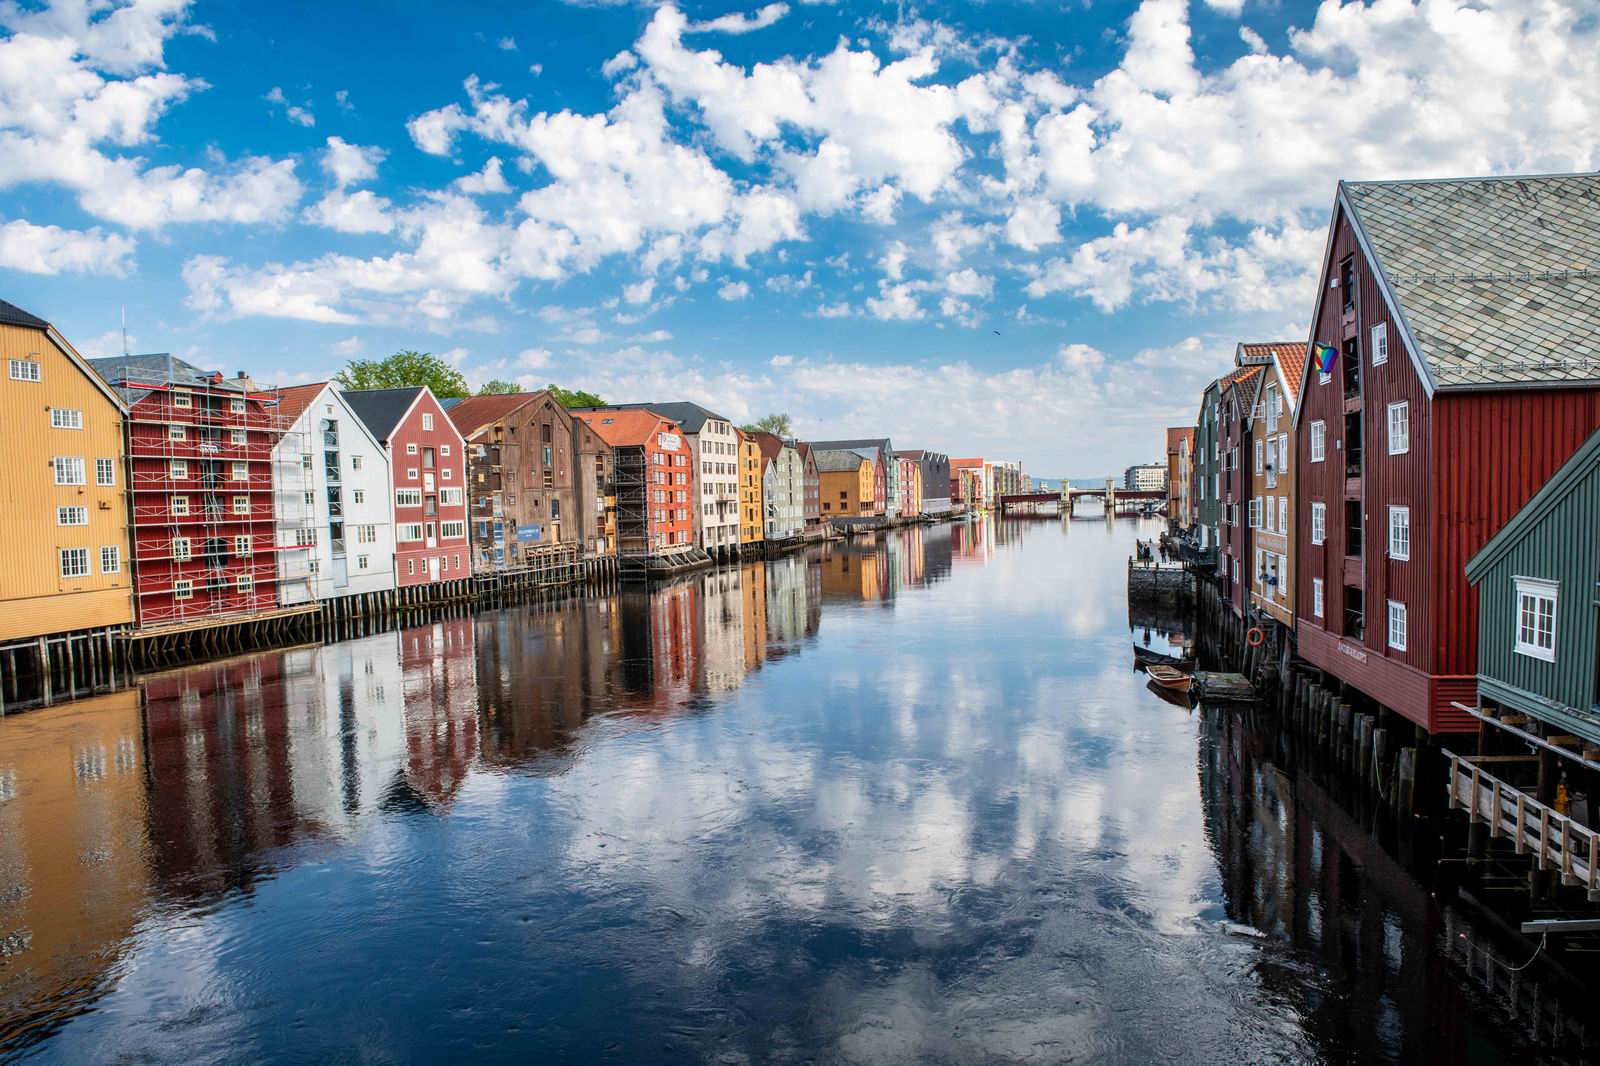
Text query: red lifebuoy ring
1247 627 1265 647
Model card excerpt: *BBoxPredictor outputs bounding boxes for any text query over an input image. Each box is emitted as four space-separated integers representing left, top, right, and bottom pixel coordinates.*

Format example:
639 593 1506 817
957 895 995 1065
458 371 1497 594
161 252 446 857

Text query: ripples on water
0 517 1580 1063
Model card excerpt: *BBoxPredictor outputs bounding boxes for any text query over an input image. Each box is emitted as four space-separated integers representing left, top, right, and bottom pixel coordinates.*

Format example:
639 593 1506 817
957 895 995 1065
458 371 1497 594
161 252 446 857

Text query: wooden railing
1445 750 1600 892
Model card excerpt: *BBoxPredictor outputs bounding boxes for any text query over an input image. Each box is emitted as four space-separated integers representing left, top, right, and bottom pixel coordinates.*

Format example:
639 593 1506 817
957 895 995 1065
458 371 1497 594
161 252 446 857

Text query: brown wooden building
1246 342 1305 630
1218 362 1267 616
1294 173 1600 735
446 391 613 572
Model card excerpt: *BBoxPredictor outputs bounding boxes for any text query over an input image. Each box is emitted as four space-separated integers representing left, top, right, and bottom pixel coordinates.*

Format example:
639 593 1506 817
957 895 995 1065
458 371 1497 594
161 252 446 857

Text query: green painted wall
1473 453 1600 733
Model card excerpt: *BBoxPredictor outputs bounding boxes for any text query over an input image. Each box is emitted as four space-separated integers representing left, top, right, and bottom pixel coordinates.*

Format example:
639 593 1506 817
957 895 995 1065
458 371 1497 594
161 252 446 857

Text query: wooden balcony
1445 751 1600 899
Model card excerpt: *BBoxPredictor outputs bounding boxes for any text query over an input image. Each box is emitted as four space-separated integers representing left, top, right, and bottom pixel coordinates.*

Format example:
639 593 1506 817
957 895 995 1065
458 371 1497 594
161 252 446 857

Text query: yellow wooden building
0 300 134 642
815 449 874 517
737 430 764 546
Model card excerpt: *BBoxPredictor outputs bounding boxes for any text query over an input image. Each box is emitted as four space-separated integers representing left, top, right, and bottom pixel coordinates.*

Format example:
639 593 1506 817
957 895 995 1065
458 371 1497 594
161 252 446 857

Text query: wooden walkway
1444 750 1600 899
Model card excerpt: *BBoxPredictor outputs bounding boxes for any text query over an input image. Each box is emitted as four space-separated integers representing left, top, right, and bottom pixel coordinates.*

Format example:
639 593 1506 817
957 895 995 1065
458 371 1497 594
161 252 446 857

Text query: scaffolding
613 445 650 556
95 357 317 630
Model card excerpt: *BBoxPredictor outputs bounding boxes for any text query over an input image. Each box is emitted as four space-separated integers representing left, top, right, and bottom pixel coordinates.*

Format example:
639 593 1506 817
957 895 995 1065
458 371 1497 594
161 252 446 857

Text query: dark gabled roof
1466 425 1600 583
342 387 424 445
445 391 548 438
572 401 729 434
1339 173 1600 390
809 437 893 457
89 352 246 389
0 297 48 330
813 448 869 473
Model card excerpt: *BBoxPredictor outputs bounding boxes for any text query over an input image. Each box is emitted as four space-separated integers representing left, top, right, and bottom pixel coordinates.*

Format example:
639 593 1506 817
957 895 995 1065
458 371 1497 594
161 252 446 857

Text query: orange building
0 300 134 642
737 430 765 547
814 449 874 517
575 409 693 554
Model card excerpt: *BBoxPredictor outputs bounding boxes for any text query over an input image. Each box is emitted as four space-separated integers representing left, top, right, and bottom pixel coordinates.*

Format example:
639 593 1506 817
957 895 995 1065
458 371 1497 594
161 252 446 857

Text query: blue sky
2 0 1597 476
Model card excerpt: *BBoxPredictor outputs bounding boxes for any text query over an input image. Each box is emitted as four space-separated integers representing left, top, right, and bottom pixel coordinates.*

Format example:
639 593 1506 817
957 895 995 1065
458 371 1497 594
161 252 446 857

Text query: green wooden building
1464 426 1600 744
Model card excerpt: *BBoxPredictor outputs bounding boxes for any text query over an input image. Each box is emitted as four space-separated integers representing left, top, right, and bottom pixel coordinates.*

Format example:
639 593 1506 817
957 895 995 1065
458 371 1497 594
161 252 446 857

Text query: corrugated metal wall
1472 437 1600 714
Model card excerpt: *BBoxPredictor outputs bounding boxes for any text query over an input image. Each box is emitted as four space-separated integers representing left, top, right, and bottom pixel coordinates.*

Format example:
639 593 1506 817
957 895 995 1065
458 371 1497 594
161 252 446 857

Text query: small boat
1145 665 1195 694
1146 679 1194 708
1132 645 1196 672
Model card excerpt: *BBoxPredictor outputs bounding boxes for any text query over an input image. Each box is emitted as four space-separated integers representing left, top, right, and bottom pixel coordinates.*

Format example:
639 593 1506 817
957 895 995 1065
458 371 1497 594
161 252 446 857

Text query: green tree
335 350 470 398
547 384 606 409
477 379 519 395
739 413 793 437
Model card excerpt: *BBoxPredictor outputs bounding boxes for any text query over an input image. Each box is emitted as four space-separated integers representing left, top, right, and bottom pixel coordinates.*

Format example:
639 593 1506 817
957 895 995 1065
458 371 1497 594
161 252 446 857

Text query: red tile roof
575 408 683 447
273 382 329 425
1165 426 1194 454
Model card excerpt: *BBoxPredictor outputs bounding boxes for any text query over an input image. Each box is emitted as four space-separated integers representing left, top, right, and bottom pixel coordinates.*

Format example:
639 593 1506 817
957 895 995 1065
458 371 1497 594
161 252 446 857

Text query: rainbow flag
1312 343 1338 374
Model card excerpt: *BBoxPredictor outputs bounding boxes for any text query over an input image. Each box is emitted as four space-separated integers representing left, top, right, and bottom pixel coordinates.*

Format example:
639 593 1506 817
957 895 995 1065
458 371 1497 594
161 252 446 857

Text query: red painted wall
390 390 469 587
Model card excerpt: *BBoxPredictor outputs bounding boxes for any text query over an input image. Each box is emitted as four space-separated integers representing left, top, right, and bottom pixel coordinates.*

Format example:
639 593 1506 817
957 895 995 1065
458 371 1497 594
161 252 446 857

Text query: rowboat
1145 665 1195 694
1145 679 1194 708
1132 645 1196 673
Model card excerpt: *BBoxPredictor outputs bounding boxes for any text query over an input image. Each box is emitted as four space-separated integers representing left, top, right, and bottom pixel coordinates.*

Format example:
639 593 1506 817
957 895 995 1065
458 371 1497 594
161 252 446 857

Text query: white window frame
51 408 83 430
173 537 191 561
1278 496 1288 534
232 495 250 514
1254 440 1263 475
100 545 120 574
169 459 188 480
59 547 90 578
1312 578 1324 618
1513 577 1558 663
1310 421 1325 462
407 442 418 455
168 423 186 441
172 496 189 516
1310 502 1326 546
1370 323 1388 366
1248 498 1261 528
1387 401 1409 455
173 391 192 408
1387 600 1407 651
232 461 249 481
96 458 115 486
421 413 434 431
53 456 86 485
1388 505 1410 560
10 358 42 382
396 488 422 507
174 578 194 600
57 505 88 526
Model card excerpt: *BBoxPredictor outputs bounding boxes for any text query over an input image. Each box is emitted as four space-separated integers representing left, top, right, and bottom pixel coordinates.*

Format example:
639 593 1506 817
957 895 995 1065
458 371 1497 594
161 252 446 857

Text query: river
0 516 1579 1062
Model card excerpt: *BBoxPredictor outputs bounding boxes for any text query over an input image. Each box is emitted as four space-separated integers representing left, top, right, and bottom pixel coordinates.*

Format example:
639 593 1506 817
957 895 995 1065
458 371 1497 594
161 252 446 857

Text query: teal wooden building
1464 427 1600 744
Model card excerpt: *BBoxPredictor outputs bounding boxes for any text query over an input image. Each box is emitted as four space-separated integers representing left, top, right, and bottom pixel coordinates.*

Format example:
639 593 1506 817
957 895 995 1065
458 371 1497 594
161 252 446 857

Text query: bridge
999 483 1167 515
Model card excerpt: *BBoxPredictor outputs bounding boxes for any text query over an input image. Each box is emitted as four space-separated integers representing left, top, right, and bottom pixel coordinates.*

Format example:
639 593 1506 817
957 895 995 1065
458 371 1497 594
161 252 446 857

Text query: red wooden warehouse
89 355 300 628
1216 357 1268 617
1293 174 1600 734
343 387 470 587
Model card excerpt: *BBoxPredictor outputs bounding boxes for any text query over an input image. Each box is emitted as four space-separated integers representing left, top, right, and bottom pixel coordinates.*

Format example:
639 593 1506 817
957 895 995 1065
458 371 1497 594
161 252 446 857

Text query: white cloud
718 279 749 300
623 277 655 303
0 218 134 275
266 86 315 127
454 156 511 195
321 137 384 188
497 36 517 50
1004 198 1060 251
518 347 552 368
944 268 992 298
302 189 394 234
865 281 923 321
686 3 789 35
859 183 900 224
814 301 850 318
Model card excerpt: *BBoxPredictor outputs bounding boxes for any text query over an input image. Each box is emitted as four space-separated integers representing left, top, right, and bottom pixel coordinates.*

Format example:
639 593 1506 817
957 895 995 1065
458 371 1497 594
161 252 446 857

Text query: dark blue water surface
0 518 1573 1063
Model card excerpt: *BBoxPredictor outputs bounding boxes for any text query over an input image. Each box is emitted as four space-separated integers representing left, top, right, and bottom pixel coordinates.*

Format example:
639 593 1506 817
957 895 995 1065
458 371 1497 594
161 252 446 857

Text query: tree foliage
477 379 519 395
335 350 470 398
547 384 606 409
739 412 793 437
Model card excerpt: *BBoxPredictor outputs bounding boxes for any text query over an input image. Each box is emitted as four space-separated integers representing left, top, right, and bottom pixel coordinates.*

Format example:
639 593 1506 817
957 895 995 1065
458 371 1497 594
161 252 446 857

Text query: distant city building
1122 463 1167 492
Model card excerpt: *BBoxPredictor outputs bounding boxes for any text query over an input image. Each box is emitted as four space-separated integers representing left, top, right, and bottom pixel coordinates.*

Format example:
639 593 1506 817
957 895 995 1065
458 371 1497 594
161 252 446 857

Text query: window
232 495 250 514
1254 440 1263 474
100 545 120 574
295 528 316 547
1278 497 1288 534
96 458 115 485
172 496 189 516
1313 578 1324 618
441 468 452 480
1254 548 1263 585
396 489 422 506
1310 502 1326 545
232 429 247 445
406 468 418 481
173 537 191 561
1514 577 1558 662
173 391 192 408
440 444 450 457
439 487 463 506
1387 402 1409 455
407 442 419 455
174 578 193 600
9 358 41 381
356 524 377 544
51 408 83 429
1388 506 1410 560
169 459 188 480
407 559 415 576
352 454 363 470
57 506 88 526
421 413 434 431
1370 323 1388 365
357 554 369 570
54 456 86 485
1387 600 1407 651
169 423 186 441
237 573 254 594
234 535 252 557
442 520 465 539
1248 498 1261 528
353 489 365 504
232 461 249 481
397 523 424 542
230 398 246 414
1265 496 1275 533
59 547 89 578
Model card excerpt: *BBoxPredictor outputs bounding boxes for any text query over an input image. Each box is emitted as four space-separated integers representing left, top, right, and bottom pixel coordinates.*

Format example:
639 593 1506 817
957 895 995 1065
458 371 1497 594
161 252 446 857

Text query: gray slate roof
0 298 48 330
573 401 729 434
342 387 424 445
813 448 869 473
1343 173 1600 388
809 437 893 457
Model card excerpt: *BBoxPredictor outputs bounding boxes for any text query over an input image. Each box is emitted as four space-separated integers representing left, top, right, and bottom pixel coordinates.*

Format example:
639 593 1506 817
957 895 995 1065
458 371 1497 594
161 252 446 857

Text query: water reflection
0 517 1574 1062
